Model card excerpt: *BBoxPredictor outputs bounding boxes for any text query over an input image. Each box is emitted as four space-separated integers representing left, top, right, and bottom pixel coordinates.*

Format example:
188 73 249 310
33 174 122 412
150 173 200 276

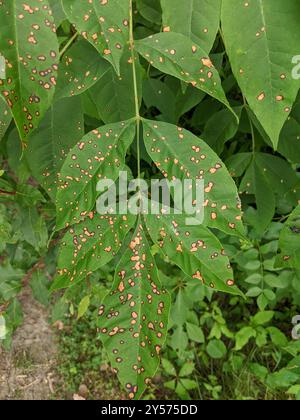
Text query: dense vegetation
0 0 300 400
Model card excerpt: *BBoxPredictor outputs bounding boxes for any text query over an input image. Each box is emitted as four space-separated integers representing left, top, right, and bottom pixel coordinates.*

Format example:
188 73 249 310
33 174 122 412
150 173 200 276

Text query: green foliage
1 0 300 401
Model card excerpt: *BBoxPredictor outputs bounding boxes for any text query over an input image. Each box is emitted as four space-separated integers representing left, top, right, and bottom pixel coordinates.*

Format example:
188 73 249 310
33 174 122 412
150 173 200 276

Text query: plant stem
129 0 141 181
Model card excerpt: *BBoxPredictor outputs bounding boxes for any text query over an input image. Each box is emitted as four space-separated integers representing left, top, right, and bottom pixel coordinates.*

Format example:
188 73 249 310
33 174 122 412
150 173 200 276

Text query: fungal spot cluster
147 214 236 293
62 0 130 72
0 0 59 138
143 120 243 235
136 33 222 98
57 214 135 287
56 120 134 229
98 223 170 400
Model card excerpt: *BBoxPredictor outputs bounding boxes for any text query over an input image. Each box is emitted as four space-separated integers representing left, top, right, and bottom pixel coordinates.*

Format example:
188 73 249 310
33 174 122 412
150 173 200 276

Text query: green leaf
235 326 256 351
171 289 189 326
145 214 242 296
179 361 195 377
221 0 300 148
276 205 300 270
77 295 90 319
267 327 288 347
62 0 130 74
136 0 161 24
0 0 59 141
135 33 232 112
27 96 84 199
49 0 65 27
52 213 136 290
30 270 49 306
161 0 221 52
202 107 242 154
246 287 262 298
252 311 274 326
99 221 171 400
89 50 142 124
240 156 276 234
207 339 227 359
18 206 48 252
55 39 110 100
186 322 205 344
162 358 176 376
6 299 23 329
56 119 136 230
142 119 244 237
0 96 11 141
0 264 23 301
278 100 300 163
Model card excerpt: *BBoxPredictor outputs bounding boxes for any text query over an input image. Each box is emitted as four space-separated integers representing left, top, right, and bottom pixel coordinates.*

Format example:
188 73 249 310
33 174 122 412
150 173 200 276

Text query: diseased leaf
99 221 171 400
142 119 244 237
56 119 136 230
0 96 11 140
27 96 84 199
278 99 300 163
52 213 137 290
62 0 130 74
145 214 243 296
221 0 300 148
89 49 142 123
135 32 232 111
276 205 300 270
49 0 65 27
0 0 59 141
161 0 221 52
55 39 110 100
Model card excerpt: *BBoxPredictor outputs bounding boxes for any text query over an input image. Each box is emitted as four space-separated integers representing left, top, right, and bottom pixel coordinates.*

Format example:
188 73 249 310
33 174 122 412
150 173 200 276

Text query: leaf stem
59 32 79 59
129 0 141 181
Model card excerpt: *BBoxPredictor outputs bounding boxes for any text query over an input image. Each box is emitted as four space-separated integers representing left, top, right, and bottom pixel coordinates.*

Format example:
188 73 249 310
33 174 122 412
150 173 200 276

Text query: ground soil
0 286 59 400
